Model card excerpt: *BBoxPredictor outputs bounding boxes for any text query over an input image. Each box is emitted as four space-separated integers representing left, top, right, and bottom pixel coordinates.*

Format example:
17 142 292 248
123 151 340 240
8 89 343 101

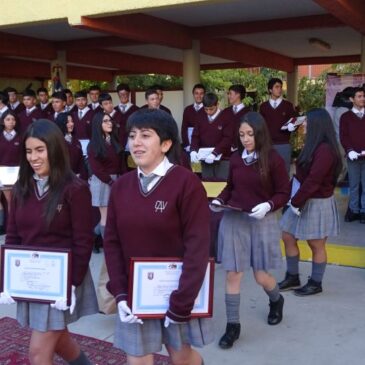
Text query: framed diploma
210 202 242 212
0 166 19 187
0 245 72 304
128 257 214 319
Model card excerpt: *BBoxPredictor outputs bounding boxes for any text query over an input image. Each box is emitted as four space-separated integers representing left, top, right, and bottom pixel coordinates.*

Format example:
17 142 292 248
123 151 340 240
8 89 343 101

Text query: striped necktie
140 173 156 193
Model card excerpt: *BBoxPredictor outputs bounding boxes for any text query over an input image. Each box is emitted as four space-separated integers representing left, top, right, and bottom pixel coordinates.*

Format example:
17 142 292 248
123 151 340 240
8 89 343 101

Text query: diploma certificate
0 245 72 304
129 258 214 319
0 166 19 187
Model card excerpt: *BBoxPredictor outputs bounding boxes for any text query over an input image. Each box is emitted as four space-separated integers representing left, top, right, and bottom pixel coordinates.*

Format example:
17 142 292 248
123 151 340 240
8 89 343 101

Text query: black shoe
344 208 360 222
278 272 301 291
218 323 241 349
268 294 284 325
294 278 322 296
360 213 365 224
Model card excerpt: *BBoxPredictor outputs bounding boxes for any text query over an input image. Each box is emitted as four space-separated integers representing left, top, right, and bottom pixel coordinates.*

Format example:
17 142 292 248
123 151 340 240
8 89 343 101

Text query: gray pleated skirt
89 174 118 207
217 210 282 272
280 195 340 240
114 317 214 357
16 268 99 332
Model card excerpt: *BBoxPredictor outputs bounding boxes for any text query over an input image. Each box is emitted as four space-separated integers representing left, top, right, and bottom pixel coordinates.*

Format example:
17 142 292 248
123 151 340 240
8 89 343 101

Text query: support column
108 75 119 91
361 35 365 74
183 40 200 107
50 50 67 91
286 65 298 107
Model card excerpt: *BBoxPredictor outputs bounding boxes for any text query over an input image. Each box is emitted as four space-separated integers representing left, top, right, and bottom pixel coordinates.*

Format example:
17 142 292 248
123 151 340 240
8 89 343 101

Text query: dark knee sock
225 293 240 323
265 284 280 302
311 262 326 283
0 209 4 226
286 254 299 275
68 351 91 365
99 225 105 239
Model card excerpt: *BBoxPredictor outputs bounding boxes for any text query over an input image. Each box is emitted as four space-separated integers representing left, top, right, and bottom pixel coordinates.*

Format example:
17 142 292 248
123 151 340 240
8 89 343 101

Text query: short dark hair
150 84 163 91
74 90 87 99
229 84 246 100
23 89 36 98
63 88 72 96
145 88 158 100
349 87 364 99
89 85 101 92
192 83 206 93
52 91 67 101
98 92 112 103
267 78 283 91
37 87 48 95
4 87 17 94
116 84 130 93
0 91 9 105
127 108 180 164
0 110 20 133
55 112 73 136
202 93 218 107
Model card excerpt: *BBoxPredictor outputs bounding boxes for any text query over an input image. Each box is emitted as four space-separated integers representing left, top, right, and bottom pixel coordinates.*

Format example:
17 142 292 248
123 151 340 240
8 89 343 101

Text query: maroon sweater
114 104 139 148
37 103 53 118
259 100 296 144
10 103 25 115
0 133 21 166
223 105 251 148
18 108 43 134
87 143 124 184
217 149 290 212
181 105 206 147
141 104 172 115
72 109 94 140
291 143 338 208
65 138 84 176
191 110 235 159
6 178 94 286
104 166 210 322
339 110 365 154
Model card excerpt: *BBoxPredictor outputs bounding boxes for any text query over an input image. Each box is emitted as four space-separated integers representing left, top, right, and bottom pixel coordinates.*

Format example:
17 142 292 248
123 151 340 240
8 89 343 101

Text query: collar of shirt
10 101 20 110
351 107 365 115
66 103 75 112
241 149 258 161
119 102 132 112
233 103 244 113
78 106 90 117
92 102 100 110
33 173 49 196
3 129 16 138
194 102 203 111
208 108 221 122
40 102 49 110
269 98 283 108
0 106 9 114
26 106 36 114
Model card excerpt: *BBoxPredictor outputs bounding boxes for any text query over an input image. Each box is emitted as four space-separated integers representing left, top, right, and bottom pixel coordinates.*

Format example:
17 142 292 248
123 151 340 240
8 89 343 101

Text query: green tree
297 74 326 112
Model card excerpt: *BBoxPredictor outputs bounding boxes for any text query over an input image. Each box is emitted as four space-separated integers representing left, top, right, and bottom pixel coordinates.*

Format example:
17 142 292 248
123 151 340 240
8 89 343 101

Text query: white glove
0 291 15 305
117 300 143 324
290 204 301 216
190 151 199 163
249 202 271 220
50 285 76 314
204 153 216 164
348 151 360 161
287 123 296 132
184 145 191 153
209 199 224 212
164 315 180 328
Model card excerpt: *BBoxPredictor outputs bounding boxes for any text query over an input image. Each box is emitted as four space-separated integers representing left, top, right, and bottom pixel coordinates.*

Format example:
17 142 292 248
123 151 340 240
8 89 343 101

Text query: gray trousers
273 143 292 175
201 160 230 181
347 158 365 213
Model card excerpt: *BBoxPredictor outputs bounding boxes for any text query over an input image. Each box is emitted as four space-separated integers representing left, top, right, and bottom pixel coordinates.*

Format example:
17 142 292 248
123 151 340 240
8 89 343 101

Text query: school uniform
37 102 53 118
259 99 296 172
0 131 21 166
48 110 66 123
0 105 9 119
65 103 77 114
114 103 139 150
280 143 340 239
181 103 206 149
87 141 124 207
339 108 365 214
9 101 25 115
18 107 43 134
5 177 98 332
141 104 172 115
190 109 235 180
103 158 213 356
88 102 103 113
216 149 290 272
72 107 94 140
64 135 86 178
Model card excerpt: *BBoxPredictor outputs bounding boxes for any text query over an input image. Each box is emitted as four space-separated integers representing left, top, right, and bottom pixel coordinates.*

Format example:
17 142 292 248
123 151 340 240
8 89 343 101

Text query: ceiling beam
294 54 360 65
314 0 365 34
73 13 191 49
201 38 294 72
0 58 50 79
201 62 254 70
67 65 114 82
193 14 343 39
67 49 182 76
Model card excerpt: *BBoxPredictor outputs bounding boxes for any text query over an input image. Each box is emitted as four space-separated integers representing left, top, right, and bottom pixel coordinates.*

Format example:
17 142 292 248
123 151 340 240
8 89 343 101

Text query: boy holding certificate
1 119 98 365
104 108 212 365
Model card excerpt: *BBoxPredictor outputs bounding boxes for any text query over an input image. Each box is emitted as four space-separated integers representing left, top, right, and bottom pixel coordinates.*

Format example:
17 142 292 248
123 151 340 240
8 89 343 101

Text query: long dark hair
88 112 121 159
14 119 74 225
126 108 180 164
55 112 73 136
0 110 20 133
297 108 342 183
238 111 273 186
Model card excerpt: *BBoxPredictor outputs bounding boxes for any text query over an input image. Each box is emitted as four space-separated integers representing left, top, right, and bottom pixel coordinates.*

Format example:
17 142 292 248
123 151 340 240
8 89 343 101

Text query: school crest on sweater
155 200 168 213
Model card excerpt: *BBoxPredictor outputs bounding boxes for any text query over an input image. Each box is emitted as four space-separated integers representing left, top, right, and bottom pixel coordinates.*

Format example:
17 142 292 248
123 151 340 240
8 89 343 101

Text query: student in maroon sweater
72 90 94 140
0 111 21 233
181 83 206 151
339 87 365 223
36 87 53 118
87 112 124 238
259 78 296 173
141 88 172 115
5 87 25 115
1 119 97 365
88 85 103 113
50 91 67 122
190 92 235 180
103 108 212 364
64 88 78 114
279 108 342 296
18 89 43 135
211 112 290 349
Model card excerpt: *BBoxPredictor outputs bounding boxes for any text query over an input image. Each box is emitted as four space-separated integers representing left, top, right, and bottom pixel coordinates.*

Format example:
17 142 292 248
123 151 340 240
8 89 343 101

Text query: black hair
116 84 130 93
332 87 354 108
4 87 17 94
51 91 67 101
37 87 48 95
202 93 218 107
349 87 364 99
0 91 9 105
14 119 75 225
126 108 180 164
0 110 20 133
192 83 206 93
74 90 87 99
88 112 121 159
297 108 342 184
23 89 36 98
98 93 112 103
145 88 158 100
267 78 283 91
55 112 73 136
89 85 101 92
150 84 163 91
63 88 72 96
229 84 246 100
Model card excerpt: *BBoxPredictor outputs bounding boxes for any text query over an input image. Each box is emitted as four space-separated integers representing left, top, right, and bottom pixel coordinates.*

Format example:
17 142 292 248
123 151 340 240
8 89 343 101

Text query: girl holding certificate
104 109 212 365
211 112 290 349
1 119 98 365
279 108 342 296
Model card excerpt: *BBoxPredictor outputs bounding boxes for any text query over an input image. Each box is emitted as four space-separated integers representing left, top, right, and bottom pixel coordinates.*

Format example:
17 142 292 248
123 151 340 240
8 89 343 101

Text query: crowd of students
0 78 362 365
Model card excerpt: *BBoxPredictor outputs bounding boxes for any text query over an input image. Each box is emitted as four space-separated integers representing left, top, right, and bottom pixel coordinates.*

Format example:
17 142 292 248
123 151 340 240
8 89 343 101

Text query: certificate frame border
0 245 72 305
128 257 215 319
